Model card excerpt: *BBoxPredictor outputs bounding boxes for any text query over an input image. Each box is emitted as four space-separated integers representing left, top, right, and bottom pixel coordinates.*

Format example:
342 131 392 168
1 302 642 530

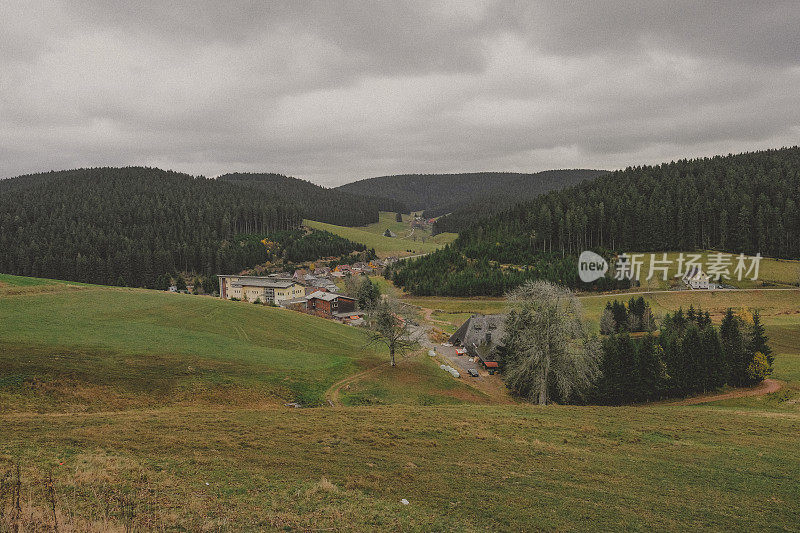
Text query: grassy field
0 274 393 410
578 288 800 324
2 275 800 530
305 211 457 257
405 288 800 330
338 354 491 406
2 402 799 530
631 251 799 290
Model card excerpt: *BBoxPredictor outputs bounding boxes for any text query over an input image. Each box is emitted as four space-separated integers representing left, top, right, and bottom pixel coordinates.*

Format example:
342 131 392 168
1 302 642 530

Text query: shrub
747 352 770 383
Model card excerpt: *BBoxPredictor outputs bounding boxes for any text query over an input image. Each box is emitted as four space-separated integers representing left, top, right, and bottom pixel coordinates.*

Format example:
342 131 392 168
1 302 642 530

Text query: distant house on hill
313 267 331 277
450 314 506 367
683 266 710 289
383 229 396 238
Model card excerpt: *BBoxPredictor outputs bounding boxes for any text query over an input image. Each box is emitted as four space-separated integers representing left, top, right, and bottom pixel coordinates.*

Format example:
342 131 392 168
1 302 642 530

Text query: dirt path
324 362 392 407
419 306 454 330
664 379 783 406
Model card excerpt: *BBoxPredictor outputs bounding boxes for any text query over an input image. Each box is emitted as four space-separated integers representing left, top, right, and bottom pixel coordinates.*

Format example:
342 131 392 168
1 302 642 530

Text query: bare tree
364 297 415 366
500 280 601 405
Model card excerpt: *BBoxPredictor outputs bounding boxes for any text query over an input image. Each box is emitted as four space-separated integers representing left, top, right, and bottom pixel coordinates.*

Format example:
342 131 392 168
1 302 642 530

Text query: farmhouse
218 275 305 304
450 314 506 367
683 266 711 289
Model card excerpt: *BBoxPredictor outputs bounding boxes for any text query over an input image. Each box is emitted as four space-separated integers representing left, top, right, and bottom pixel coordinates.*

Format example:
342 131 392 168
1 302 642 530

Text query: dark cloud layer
1 1 798 185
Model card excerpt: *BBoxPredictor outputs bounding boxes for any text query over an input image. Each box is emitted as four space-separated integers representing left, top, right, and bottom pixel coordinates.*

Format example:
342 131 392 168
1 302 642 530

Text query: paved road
580 287 800 299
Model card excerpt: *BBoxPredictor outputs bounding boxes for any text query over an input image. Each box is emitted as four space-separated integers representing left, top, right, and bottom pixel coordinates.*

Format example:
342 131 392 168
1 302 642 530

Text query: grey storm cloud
1 0 799 185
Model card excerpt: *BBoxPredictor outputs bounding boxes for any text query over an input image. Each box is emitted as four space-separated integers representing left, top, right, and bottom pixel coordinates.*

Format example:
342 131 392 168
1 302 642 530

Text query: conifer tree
750 310 773 367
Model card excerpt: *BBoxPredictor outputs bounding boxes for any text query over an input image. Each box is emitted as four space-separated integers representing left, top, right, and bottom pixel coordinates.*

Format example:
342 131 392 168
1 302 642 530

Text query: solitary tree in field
499 281 601 405
364 297 414 367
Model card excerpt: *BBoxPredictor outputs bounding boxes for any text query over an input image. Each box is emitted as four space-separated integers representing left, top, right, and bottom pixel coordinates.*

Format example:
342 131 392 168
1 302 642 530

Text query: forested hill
462 147 800 258
219 172 406 227
389 147 800 296
0 167 302 287
336 170 605 221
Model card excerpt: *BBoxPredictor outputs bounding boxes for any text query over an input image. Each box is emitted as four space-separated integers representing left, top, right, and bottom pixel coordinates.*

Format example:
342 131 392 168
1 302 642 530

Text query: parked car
468 369 479 377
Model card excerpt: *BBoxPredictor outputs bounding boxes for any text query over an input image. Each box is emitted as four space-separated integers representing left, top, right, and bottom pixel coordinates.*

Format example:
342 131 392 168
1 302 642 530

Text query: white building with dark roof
683 266 710 289
218 275 305 304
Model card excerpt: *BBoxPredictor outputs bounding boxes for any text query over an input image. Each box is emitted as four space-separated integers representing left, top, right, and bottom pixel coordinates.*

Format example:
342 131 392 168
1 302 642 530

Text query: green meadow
1 275 799 530
0 275 386 409
631 251 799 289
305 211 457 257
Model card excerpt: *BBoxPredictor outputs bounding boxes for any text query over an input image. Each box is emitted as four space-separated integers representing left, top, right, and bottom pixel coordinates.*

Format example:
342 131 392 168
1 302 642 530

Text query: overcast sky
2 1 799 186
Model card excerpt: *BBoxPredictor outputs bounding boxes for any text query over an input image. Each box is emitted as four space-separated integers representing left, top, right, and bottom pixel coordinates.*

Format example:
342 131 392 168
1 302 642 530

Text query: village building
217 275 305 304
305 282 338 295
280 296 310 312
306 291 358 319
683 266 711 289
450 313 506 369
294 272 339 293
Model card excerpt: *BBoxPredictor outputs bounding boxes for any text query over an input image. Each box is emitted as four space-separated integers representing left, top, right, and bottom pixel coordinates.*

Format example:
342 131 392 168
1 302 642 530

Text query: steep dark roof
449 313 506 359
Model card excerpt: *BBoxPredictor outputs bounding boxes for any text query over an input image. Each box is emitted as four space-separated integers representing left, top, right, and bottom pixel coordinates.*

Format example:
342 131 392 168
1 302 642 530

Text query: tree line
0 167 302 287
455 147 800 258
337 170 602 221
600 297 657 334
593 307 772 404
387 245 628 296
494 281 773 405
239 228 367 264
219 172 407 227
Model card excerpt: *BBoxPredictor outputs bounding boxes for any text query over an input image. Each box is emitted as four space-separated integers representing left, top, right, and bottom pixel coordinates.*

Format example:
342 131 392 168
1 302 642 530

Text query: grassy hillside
2 275 799 530
0 274 388 409
305 212 457 257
